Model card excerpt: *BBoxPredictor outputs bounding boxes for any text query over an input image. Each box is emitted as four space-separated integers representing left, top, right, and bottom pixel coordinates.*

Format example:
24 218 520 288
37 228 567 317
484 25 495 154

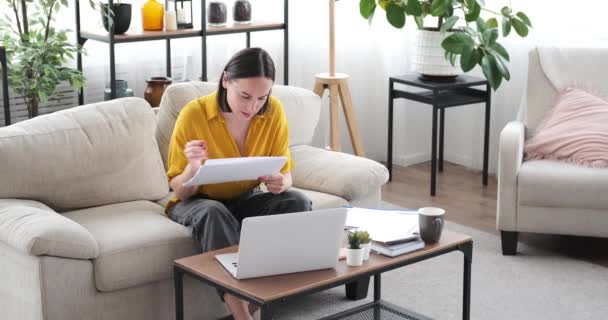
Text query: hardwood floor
382 161 608 267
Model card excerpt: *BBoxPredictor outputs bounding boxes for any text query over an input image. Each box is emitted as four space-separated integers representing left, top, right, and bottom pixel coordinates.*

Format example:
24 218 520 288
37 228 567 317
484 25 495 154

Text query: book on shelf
370 238 425 257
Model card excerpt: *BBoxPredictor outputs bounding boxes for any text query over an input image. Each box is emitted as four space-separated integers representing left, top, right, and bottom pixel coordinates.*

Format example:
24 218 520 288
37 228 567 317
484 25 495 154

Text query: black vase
101 3 132 35
233 0 251 24
207 1 227 25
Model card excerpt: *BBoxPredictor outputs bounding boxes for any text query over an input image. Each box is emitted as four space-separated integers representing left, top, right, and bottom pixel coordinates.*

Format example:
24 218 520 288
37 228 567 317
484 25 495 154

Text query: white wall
3 0 608 174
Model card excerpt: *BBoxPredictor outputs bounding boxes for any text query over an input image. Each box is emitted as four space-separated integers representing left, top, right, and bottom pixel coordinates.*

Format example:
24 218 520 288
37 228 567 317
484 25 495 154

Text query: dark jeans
168 188 312 253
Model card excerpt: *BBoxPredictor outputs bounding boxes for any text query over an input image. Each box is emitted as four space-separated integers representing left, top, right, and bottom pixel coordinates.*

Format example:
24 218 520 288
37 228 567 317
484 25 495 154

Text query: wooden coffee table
174 230 473 320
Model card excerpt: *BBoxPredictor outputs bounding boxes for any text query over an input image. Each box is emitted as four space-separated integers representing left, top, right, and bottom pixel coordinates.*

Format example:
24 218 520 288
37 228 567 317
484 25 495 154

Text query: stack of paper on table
183 156 287 187
345 207 419 244
346 207 424 257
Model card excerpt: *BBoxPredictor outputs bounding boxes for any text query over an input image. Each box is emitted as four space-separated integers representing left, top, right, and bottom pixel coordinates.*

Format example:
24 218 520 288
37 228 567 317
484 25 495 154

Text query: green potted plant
0 0 110 118
346 230 366 266
358 230 372 260
359 0 532 90
95 0 132 35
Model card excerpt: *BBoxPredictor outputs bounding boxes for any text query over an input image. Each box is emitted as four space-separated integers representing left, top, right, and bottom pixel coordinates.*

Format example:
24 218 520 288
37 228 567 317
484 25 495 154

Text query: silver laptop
215 208 347 279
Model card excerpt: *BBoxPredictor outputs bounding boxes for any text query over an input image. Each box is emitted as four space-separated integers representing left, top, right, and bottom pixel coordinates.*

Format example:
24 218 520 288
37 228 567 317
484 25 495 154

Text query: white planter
346 248 364 266
361 242 371 260
412 29 462 77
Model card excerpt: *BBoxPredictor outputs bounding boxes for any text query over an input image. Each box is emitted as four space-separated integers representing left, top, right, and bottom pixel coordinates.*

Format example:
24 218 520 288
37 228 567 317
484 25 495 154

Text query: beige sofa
0 82 389 320
497 47 608 255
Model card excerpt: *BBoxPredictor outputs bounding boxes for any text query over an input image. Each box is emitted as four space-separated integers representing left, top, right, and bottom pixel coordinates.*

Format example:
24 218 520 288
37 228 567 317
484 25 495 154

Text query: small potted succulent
346 230 366 266
359 230 372 260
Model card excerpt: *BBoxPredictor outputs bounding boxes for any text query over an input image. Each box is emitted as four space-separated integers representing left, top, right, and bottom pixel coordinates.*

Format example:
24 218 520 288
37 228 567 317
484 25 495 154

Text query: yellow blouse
166 92 294 211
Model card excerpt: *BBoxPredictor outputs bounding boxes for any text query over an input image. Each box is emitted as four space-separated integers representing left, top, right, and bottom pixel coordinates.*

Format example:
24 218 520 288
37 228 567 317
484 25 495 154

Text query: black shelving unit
75 0 289 105
1 46 10 126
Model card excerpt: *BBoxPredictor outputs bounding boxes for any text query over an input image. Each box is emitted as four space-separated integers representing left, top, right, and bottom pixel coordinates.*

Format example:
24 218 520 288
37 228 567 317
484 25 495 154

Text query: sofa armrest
497 121 526 231
0 199 99 259
290 145 389 202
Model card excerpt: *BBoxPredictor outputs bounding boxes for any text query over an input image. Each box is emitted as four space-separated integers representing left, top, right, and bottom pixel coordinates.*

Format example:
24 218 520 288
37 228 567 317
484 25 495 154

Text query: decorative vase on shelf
233 0 251 24
207 1 227 26
142 0 164 31
101 3 132 34
144 77 172 107
104 80 134 101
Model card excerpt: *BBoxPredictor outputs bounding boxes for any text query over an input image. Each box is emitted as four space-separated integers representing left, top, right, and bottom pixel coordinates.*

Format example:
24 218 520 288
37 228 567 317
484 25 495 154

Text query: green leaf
460 47 480 72
414 16 424 29
465 1 481 22
511 18 529 37
476 18 487 32
405 0 422 15
501 6 511 16
360 0 376 19
367 9 376 25
489 42 510 61
486 18 498 29
481 55 502 90
482 28 498 45
441 32 475 54
440 16 459 35
516 12 532 27
491 50 510 80
431 0 447 16
501 16 511 37
386 3 406 28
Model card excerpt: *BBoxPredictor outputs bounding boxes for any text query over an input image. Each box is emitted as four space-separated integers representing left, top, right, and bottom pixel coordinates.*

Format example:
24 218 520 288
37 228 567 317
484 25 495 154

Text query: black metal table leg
439 106 445 173
387 80 394 181
483 84 491 186
458 242 473 320
174 266 184 320
166 39 172 78
374 273 381 301
246 32 251 48
260 304 273 320
430 105 438 196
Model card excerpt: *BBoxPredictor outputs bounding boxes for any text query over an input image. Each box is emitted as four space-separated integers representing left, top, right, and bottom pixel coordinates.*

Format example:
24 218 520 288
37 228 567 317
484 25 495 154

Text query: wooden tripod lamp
313 0 365 156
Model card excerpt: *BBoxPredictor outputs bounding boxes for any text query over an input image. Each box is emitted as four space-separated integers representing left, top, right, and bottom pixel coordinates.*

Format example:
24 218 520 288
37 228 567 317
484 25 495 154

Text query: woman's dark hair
217 47 276 114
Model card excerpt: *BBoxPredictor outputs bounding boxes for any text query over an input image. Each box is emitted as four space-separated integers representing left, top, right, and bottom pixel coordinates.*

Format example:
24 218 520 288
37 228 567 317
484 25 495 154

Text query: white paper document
346 207 419 244
183 156 287 187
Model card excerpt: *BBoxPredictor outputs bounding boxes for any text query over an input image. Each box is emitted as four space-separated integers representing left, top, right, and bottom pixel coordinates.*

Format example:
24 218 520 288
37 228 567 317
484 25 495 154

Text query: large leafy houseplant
359 0 532 90
0 0 110 118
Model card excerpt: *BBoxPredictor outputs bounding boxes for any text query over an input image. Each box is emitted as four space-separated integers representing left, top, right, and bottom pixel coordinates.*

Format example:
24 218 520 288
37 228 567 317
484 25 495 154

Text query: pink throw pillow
524 88 608 168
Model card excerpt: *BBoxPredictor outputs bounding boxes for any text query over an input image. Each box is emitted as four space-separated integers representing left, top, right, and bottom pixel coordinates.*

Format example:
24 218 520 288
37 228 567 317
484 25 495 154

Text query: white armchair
497 46 608 255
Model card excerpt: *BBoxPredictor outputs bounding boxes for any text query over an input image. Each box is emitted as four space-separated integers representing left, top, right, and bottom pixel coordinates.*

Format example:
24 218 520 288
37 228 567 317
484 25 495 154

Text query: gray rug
270 203 608 320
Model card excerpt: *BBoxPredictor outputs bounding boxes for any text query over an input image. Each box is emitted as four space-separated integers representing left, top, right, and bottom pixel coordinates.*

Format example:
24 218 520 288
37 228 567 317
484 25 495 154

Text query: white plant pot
346 248 365 266
361 242 371 260
412 29 463 77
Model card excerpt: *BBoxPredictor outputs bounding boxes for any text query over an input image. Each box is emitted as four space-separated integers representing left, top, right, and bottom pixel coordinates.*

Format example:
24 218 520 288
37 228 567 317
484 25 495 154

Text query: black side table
387 74 491 196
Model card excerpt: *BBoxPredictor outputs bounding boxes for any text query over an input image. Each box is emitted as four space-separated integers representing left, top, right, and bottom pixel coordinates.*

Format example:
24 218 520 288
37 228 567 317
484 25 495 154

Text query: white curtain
4 0 608 172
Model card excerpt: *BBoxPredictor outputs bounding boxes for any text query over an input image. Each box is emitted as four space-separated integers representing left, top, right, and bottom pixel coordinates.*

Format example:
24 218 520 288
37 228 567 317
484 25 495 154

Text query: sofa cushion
524 88 608 168
518 160 608 209
0 98 169 211
156 82 322 170
62 201 196 292
290 187 349 209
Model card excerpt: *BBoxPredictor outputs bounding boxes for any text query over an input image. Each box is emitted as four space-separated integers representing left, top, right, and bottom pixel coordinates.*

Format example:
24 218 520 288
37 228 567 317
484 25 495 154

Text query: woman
165 47 312 320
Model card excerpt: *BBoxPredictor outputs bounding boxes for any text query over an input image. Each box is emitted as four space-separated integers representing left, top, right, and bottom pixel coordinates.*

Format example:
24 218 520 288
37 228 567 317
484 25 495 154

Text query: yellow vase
142 0 164 31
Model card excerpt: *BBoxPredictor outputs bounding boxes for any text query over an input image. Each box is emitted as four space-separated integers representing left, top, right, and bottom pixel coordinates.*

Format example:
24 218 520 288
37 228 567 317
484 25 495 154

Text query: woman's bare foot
224 293 254 320
248 303 259 317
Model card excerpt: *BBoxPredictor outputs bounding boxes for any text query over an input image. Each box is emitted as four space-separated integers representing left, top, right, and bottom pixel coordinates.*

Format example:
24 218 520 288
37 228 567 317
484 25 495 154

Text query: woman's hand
184 140 208 171
259 172 292 194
